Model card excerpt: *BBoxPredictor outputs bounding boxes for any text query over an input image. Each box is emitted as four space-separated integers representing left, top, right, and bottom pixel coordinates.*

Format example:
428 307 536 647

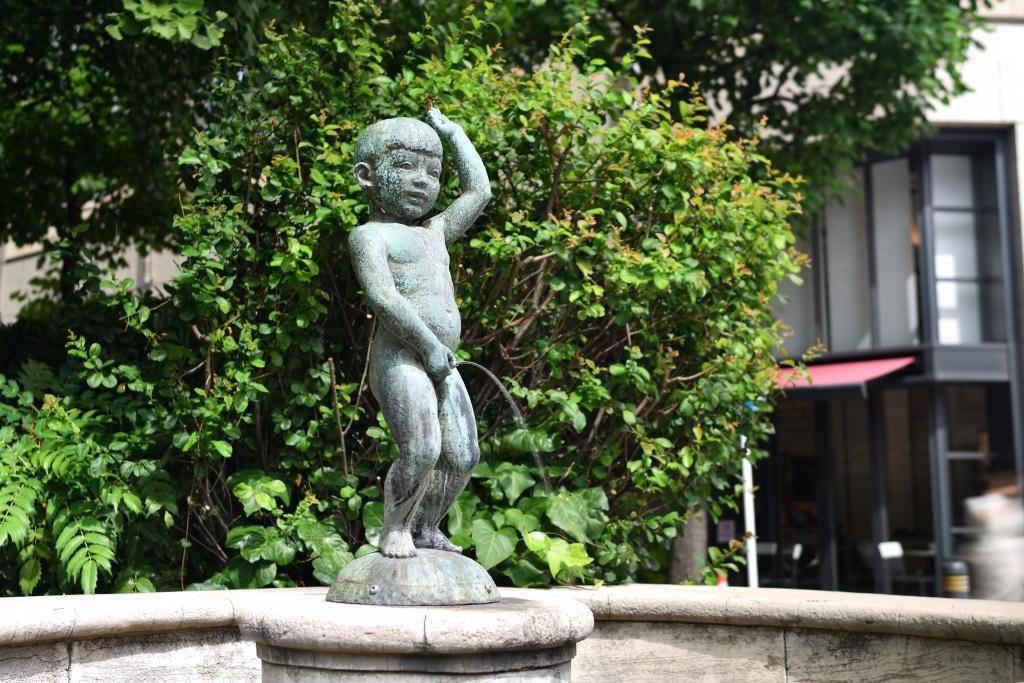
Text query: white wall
983 1 1024 20
929 20 1024 126
0 243 178 324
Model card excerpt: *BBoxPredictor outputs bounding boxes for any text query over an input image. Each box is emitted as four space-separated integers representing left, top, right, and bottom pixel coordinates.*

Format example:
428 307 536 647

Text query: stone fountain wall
2 586 1022 682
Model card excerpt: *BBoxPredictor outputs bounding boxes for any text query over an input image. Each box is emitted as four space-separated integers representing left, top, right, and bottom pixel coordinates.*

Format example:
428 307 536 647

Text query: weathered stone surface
3 585 1024 682
785 627 1018 682
244 588 589 682
0 643 68 682
0 588 240 645
256 642 576 674
260 660 570 682
236 589 593 656
549 584 1024 644
69 628 259 683
326 549 499 606
255 642 576 682
572 621 785 683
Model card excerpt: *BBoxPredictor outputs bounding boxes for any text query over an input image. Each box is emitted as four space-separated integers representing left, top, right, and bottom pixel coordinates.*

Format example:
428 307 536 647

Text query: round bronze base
326 548 501 606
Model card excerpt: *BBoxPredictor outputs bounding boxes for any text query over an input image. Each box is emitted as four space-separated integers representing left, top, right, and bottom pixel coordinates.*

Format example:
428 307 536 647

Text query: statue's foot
379 530 417 558
413 528 463 554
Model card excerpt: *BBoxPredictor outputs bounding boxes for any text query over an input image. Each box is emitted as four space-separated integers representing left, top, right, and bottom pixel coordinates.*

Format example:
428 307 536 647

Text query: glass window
811 135 1010 353
945 385 989 453
946 383 1022 600
829 399 872 589
931 155 975 208
884 390 933 544
775 236 816 358
871 158 920 346
944 384 1018 527
824 171 873 351
928 146 1005 344
936 282 983 344
933 212 979 279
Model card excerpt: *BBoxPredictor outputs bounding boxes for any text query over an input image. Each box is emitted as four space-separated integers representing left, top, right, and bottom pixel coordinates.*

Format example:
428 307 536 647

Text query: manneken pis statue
349 109 491 558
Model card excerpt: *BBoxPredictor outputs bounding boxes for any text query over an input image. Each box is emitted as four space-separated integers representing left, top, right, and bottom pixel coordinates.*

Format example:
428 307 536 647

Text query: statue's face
372 147 442 221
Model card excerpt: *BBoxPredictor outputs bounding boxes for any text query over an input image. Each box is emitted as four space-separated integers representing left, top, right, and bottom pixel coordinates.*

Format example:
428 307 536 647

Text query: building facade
766 5 1024 595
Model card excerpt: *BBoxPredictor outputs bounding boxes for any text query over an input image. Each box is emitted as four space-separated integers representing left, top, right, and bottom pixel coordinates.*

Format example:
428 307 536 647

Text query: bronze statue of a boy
349 109 491 558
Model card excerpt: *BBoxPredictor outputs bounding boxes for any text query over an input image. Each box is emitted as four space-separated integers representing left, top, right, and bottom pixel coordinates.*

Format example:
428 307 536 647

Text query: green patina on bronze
327 109 496 605
326 548 499 605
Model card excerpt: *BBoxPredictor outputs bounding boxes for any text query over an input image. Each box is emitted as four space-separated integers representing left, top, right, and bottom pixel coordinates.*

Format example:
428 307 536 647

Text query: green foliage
0 2 212 290
0 2 800 594
691 537 748 586
0 374 175 594
0 1 332 299
384 0 990 210
106 0 230 49
2 0 981 291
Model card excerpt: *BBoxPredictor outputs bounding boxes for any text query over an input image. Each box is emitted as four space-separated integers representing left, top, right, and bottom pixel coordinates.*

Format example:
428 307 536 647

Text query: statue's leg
412 369 479 553
373 357 442 559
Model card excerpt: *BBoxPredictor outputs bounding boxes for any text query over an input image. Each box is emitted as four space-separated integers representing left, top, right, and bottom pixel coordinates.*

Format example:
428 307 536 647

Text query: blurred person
962 470 1024 601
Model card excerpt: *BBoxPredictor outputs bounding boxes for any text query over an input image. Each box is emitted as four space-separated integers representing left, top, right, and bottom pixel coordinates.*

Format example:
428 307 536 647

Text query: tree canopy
0 1 323 297
384 0 989 208
0 3 799 594
1 0 984 278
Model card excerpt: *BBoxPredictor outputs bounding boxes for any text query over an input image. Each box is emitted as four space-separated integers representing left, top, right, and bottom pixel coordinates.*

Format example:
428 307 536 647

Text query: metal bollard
943 560 970 598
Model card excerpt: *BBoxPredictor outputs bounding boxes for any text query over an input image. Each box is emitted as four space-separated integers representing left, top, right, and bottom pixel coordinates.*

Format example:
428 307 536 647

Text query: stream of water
456 360 553 494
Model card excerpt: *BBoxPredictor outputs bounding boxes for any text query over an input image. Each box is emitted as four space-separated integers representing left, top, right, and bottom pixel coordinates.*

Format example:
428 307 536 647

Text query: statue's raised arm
424 108 492 245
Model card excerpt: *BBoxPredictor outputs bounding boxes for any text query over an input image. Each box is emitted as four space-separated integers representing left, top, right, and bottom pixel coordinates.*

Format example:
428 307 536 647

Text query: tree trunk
61 153 81 302
668 508 708 583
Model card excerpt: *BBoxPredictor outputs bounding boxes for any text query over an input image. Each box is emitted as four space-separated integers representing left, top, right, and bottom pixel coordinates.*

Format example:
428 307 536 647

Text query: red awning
776 356 916 392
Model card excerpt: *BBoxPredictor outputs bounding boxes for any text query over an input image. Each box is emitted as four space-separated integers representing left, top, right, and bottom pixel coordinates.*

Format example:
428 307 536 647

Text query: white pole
741 436 759 588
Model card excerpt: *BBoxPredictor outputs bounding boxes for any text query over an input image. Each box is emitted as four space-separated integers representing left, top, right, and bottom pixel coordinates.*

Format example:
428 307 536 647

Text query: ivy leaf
471 519 516 570
362 501 385 547
502 558 548 588
504 508 539 535
544 538 592 577
264 536 297 565
354 543 377 559
211 440 233 458
312 551 351 585
446 493 477 538
577 487 610 538
227 469 290 516
227 524 296 565
223 557 277 588
300 519 353 585
546 491 590 543
226 524 267 561
114 571 158 593
559 401 587 432
493 463 535 504
133 576 157 592
522 530 549 554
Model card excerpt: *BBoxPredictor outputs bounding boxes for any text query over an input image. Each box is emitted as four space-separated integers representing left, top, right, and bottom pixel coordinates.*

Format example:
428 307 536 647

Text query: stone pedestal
235 588 593 682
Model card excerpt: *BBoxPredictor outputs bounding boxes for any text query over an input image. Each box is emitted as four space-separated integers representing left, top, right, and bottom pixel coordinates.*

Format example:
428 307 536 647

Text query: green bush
0 1 801 594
